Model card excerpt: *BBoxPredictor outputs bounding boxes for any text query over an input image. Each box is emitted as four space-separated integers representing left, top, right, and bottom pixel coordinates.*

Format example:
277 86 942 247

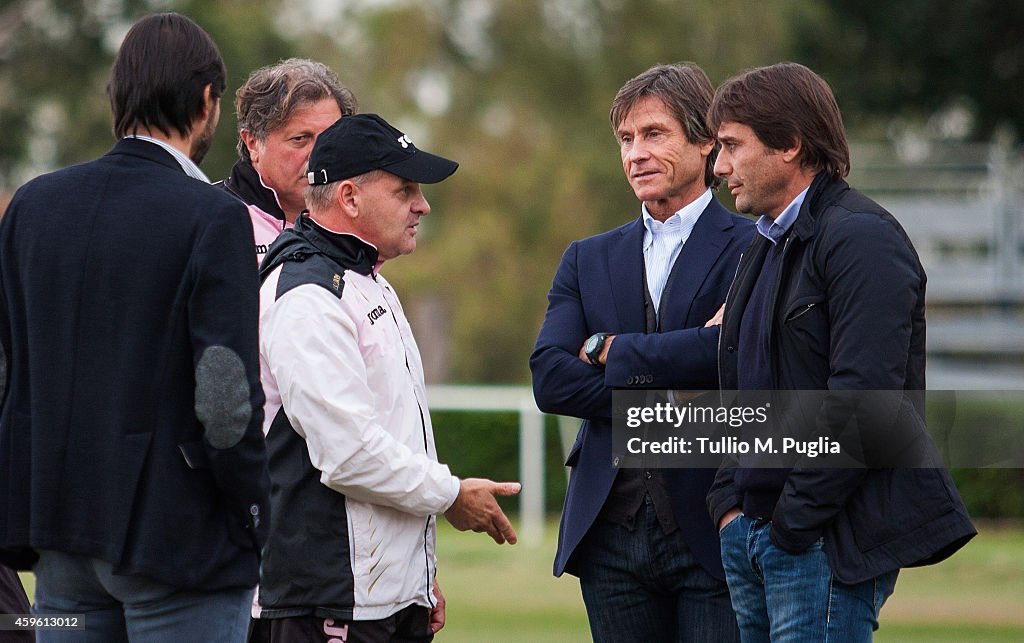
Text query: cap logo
307 169 329 185
397 134 412 149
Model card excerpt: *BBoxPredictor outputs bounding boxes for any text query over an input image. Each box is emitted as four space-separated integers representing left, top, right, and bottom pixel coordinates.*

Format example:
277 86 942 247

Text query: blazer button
726 346 736 353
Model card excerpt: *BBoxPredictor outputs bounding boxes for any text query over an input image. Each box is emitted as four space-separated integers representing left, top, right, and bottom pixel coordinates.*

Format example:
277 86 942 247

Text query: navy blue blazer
530 197 753 579
0 139 270 590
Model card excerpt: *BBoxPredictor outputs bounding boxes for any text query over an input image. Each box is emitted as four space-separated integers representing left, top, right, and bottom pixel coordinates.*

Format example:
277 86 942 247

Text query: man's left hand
577 335 615 365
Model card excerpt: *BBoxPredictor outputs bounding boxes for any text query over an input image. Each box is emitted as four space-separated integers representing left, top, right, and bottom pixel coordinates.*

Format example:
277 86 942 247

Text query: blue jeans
32 550 253 643
575 497 740 643
719 514 897 643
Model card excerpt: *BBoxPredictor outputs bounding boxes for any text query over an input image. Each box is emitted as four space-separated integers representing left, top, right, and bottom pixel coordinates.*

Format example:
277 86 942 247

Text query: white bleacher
850 140 1024 374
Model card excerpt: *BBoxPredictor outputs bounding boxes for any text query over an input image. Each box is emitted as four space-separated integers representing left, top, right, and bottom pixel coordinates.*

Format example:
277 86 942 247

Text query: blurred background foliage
3 0 1022 385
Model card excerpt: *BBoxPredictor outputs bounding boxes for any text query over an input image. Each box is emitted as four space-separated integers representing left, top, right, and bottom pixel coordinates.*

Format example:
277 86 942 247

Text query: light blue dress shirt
642 189 713 318
755 186 809 245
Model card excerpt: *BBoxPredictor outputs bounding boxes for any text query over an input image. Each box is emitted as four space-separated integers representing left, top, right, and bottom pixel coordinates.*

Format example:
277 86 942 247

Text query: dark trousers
249 605 432 643
575 497 740 643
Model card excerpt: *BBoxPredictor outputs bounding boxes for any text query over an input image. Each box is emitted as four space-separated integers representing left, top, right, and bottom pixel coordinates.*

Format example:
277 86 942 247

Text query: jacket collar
791 171 851 241
221 159 287 222
610 196 736 331
107 137 184 173
259 214 379 283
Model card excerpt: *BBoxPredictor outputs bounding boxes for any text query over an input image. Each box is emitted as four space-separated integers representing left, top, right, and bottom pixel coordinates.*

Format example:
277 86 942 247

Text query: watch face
585 335 599 353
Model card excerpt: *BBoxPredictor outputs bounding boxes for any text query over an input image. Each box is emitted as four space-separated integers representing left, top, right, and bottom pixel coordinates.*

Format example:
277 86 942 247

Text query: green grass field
17 520 1024 641
434 520 1024 642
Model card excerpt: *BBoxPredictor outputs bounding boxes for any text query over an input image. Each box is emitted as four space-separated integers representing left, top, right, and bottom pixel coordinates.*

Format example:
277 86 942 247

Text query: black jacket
708 172 975 584
220 158 287 224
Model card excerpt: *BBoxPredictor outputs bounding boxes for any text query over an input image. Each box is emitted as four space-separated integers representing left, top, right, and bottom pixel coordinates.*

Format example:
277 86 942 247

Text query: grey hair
304 169 387 213
235 58 357 161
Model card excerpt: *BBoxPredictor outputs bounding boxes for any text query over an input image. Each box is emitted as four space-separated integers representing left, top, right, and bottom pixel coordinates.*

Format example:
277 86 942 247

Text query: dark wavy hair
234 58 357 162
708 62 850 179
107 13 226 139
610 63 720 188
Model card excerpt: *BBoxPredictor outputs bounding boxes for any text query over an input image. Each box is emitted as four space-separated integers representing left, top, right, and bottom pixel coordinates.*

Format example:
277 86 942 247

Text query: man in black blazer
0 13 269 642
531 63 752 642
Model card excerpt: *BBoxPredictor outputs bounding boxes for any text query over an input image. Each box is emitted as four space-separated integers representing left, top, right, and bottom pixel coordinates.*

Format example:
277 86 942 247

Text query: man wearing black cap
251 114 521 642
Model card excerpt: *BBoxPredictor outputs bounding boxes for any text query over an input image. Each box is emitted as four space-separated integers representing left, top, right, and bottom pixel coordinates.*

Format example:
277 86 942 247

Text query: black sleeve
187 198 271 552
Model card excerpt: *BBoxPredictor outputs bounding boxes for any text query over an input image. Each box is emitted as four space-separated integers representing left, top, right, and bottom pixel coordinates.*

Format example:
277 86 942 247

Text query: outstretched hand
444 478 521 544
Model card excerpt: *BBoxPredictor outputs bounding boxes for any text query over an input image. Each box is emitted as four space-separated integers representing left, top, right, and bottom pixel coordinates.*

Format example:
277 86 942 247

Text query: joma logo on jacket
367 305 387 325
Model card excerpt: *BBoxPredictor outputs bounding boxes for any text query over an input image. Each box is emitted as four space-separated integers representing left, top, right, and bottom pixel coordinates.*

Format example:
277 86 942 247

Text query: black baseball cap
307 113 458 186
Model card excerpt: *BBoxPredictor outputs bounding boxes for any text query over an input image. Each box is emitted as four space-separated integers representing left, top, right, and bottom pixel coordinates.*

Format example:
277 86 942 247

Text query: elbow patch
194 345 252 449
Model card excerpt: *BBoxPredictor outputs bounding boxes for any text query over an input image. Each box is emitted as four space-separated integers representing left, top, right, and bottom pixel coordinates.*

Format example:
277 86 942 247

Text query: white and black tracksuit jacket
255 215 460 621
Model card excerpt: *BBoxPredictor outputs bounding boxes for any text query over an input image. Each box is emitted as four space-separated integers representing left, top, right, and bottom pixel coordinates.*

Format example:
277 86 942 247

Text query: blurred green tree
10 0 1015 385
283 0 809 382
0 0 293 190
792 0 1024 141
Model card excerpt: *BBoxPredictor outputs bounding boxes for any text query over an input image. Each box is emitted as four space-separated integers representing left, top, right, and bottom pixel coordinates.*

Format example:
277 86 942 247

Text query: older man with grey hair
219 58 357 262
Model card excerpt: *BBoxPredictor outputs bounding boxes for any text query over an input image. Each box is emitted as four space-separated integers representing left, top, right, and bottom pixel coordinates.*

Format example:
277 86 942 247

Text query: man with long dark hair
0 13 268 641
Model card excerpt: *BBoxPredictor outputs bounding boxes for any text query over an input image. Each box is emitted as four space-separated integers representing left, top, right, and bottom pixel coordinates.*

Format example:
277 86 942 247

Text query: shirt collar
756 186 809 245
124 134 210 183
641 189 712 249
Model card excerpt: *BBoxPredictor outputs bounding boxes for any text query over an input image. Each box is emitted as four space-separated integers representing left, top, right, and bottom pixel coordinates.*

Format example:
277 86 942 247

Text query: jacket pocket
784 295 825 322
178 441 211 469
780 295 829 370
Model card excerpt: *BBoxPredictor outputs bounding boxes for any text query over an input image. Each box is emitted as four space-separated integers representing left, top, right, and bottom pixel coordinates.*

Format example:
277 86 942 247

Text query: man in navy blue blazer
531 63 753 642
0 14 269 642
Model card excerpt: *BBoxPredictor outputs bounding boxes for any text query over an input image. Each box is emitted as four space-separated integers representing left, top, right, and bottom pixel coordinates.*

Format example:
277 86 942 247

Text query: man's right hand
443 478 521 545
719 506 742 532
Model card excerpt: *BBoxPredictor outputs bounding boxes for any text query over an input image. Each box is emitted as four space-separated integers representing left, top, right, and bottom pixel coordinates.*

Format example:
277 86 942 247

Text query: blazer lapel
659 200 730 330
608 218 647 332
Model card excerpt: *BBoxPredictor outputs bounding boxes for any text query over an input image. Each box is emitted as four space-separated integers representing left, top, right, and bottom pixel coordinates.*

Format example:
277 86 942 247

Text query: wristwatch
584 332 611 365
